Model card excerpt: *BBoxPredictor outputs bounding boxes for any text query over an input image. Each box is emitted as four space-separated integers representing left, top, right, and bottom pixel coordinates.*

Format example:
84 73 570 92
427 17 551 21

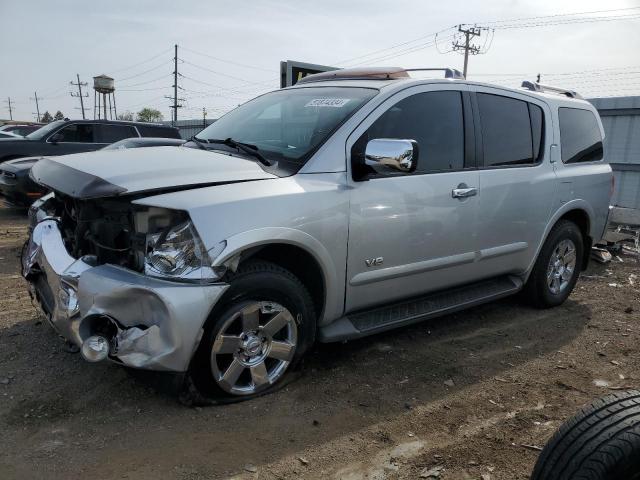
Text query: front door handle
452 185 478 198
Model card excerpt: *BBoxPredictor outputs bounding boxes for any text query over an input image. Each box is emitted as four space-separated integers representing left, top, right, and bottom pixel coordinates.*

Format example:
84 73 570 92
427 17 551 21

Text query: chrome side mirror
365 139 418 173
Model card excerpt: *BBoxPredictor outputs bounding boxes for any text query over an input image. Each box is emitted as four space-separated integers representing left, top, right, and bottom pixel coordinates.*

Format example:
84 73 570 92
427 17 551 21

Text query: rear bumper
22 219 229 372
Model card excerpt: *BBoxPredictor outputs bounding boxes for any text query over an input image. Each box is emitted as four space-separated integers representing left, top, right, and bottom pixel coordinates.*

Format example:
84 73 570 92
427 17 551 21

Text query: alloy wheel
210 301 297 395
546 238 577 295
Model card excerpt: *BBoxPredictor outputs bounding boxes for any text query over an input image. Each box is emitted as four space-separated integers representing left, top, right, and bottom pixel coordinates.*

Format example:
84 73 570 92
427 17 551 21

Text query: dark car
0 137 185 207
0 119 181 163
0 124 44 137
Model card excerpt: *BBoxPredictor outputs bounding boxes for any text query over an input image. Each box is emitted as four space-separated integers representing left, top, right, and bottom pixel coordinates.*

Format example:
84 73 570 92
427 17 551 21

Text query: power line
180 46 275 73
117 59 172 82
491 13 640 30
109 47 173 74
119 74 170 88
335 26 457 66
181 59 273 87
476 6 640 26
344 33 458 66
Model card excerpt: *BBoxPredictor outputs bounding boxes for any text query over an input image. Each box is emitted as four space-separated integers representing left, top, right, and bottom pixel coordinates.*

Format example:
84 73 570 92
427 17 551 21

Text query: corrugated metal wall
589 96 640 209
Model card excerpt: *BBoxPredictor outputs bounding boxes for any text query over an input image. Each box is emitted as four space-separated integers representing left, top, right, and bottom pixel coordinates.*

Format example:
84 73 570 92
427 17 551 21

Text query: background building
589 96 640 211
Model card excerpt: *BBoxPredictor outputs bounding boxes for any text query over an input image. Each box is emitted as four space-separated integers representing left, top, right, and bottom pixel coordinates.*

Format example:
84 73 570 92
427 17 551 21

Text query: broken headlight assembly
136 208 226 283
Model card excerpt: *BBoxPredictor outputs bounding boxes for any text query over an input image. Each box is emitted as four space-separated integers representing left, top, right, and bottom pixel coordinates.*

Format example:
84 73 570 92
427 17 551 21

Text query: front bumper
22 219 229 372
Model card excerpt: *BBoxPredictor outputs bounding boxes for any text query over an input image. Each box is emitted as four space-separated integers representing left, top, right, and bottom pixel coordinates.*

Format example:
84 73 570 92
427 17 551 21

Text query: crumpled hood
30 146 277 199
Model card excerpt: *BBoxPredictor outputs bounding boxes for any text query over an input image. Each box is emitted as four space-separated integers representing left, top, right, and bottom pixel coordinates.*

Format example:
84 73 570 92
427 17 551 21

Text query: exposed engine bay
36 192 145 271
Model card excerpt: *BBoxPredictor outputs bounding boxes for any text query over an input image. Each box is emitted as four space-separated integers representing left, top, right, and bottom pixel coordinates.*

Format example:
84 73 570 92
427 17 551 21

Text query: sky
1 0 639 122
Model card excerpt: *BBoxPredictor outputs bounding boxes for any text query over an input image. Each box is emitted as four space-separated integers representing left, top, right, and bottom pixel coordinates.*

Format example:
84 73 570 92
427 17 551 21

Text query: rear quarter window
98 125 138 143
559 107 603 163
136 125 181 139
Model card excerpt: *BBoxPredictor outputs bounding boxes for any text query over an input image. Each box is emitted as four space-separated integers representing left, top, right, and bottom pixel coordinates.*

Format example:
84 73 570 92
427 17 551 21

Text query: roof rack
405 68 465 79
521 81 582 99
296 67 464 84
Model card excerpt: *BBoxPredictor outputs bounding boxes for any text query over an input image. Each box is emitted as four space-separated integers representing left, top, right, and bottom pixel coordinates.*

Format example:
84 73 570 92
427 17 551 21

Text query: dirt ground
0 205 638 480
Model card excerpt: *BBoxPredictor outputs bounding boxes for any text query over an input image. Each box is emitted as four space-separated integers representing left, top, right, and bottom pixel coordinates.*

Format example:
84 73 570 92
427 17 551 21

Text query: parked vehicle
101 136 185 150
0 130 22 139
0 137 186 207
0 119 181 162
22 67 612 402
532 390 640 479
0 124 43 137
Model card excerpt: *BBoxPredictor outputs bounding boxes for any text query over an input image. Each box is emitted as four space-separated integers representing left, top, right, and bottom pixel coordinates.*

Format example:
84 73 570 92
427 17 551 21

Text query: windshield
193 86 377 174
25 120 65 140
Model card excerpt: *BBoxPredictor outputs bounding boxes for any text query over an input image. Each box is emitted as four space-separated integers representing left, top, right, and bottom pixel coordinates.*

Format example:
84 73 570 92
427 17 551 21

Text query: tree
136 108 163 123
53 111 65 121
40 111 53 123
117 111 134 121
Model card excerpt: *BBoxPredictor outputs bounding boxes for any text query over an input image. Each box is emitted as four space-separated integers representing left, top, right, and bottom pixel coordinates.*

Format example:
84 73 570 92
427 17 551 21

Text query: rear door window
558 107 603 163
98 125 138 143
477 93 541 167
52 124 95 143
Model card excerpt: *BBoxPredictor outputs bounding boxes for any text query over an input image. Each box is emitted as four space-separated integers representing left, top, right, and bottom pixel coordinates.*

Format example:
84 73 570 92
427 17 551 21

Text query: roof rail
521 81 582 99
296 67 464 84
405 68 465 79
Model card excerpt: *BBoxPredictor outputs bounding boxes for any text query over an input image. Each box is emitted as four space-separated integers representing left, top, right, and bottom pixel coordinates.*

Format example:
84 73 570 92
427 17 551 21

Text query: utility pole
452 25 482 78
202 107 207 129
70 74 88 119
31 91 42 122
4 97 13 120
174 44 178 124
165 44 183 126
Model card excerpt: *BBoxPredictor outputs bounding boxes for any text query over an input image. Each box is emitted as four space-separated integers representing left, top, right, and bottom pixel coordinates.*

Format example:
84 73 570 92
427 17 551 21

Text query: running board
318 276 523 342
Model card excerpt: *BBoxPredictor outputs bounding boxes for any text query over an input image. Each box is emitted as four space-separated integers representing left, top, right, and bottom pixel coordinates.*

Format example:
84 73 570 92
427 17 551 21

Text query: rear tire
531 390 640 480
524 220 583 308
187 261 315 403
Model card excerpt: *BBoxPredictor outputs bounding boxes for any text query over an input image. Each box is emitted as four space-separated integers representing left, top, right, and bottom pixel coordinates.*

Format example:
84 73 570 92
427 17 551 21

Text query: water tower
93 74 117 120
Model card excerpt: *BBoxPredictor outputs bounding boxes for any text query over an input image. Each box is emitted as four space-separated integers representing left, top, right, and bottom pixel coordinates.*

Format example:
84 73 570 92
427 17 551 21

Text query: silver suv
23 67 612 402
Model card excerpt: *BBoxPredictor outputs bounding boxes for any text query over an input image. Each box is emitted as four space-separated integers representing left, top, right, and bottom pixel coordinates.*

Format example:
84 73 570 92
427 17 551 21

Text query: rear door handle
452 186 478 198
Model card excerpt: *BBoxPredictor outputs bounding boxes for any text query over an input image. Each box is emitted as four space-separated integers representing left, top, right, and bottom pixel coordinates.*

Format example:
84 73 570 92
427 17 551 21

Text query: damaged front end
23 192 229 372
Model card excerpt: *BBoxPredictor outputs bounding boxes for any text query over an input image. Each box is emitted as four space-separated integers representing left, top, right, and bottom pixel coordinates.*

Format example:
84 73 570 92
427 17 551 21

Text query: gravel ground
0 204 638 480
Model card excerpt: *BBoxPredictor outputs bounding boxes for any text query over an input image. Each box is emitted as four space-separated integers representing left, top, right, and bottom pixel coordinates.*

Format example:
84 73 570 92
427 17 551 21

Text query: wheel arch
213 228 339 325
526 201 595 278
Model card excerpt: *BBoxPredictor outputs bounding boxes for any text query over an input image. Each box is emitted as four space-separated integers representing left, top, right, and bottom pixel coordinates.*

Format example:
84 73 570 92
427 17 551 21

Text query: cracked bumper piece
23 220 229 372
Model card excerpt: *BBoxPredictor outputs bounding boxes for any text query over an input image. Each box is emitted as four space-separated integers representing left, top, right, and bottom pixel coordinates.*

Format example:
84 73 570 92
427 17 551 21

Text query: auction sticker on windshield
305 98 351 108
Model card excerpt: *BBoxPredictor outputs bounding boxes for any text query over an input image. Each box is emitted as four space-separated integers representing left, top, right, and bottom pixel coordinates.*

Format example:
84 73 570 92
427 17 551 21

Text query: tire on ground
524 219 584 308
531 390 640 480
186 260 316 404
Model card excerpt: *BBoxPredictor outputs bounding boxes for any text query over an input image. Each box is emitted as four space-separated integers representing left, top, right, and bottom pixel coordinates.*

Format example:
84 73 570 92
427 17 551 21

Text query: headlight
139 209 226 283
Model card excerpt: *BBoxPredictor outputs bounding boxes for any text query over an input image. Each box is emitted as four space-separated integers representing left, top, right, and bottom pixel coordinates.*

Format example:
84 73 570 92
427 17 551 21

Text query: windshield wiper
205 138 272 167
189 135 209 150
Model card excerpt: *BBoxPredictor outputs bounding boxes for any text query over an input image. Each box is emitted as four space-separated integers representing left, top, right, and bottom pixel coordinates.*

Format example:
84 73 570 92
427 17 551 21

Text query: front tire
188 261 315 403
524 220 583 308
